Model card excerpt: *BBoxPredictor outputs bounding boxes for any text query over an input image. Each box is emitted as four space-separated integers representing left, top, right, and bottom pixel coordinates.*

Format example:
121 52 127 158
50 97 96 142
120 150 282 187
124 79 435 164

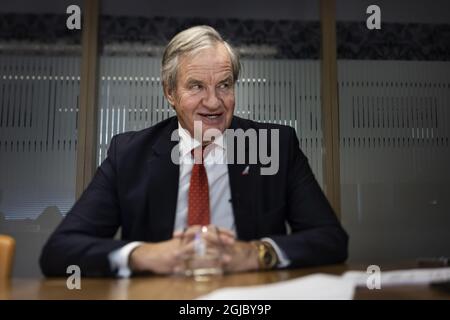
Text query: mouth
197 113 224 121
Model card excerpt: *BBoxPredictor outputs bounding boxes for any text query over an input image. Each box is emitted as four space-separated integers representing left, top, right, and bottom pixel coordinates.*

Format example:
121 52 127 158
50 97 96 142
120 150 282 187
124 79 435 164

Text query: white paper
198 274 355 300
342 267 450 287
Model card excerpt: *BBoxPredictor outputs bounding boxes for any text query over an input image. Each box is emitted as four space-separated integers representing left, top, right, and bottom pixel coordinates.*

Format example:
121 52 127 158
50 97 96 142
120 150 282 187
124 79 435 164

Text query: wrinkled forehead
178 43 233 79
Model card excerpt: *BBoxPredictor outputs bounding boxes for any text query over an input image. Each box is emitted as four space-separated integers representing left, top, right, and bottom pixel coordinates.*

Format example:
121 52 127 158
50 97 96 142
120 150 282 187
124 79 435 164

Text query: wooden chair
0 235 15 278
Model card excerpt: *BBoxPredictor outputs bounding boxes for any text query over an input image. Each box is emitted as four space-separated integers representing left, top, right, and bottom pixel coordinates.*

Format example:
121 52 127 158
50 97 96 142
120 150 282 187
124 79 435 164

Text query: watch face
256 241 277 269
263 250 272 266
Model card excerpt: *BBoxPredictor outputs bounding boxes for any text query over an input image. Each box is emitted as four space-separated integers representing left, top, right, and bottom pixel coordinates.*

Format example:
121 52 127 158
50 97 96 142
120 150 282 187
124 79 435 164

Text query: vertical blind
0 55 79 219
338 60 450 261
339 60 450 185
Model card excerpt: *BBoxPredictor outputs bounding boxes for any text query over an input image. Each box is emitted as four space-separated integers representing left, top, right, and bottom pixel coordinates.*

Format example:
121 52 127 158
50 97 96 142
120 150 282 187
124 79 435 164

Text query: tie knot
191 145 208 164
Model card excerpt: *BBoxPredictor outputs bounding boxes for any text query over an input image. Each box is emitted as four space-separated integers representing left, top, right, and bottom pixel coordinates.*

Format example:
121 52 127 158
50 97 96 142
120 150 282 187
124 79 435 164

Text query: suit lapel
145 117 180 241
227 117 258 240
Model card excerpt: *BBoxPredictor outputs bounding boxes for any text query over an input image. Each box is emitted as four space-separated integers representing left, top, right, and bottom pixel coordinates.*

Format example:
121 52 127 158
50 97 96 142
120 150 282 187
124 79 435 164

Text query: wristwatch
253 240 279 270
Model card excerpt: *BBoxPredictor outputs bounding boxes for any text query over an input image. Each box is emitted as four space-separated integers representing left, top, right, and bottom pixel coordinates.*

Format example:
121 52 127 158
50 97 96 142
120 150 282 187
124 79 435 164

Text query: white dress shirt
109 123 289 277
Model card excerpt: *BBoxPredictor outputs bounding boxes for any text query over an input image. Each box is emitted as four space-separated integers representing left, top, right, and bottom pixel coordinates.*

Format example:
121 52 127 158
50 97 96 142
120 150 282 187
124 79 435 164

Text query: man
40 26 348 277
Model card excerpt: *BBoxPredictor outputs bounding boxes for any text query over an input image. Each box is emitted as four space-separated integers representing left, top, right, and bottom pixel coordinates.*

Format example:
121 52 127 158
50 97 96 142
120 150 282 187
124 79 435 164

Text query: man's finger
216 227 236 238
173 229 184 238
219 233 235 245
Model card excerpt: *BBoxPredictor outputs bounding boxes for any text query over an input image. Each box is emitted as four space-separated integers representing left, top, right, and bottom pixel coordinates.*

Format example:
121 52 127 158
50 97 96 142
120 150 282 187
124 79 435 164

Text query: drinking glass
179 225 224 281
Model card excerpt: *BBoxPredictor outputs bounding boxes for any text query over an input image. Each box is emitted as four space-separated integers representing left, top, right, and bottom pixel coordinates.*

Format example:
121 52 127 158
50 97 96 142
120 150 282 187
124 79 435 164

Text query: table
1 263 449 299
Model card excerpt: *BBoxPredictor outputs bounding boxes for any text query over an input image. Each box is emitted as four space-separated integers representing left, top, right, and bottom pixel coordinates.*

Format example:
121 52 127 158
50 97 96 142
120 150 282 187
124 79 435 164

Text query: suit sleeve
269 128 349 268
40 135 131 277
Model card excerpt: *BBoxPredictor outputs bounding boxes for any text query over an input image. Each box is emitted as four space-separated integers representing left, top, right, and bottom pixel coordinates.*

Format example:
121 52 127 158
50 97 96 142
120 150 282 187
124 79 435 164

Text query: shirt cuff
108 241 144 278
261 237 291 268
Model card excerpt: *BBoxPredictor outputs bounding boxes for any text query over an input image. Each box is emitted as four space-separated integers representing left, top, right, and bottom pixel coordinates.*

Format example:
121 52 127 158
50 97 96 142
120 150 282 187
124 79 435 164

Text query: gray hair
161 25 240 93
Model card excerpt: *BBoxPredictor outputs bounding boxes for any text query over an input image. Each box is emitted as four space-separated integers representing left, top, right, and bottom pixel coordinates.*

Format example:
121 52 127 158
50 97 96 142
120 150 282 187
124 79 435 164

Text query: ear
163 84 177 107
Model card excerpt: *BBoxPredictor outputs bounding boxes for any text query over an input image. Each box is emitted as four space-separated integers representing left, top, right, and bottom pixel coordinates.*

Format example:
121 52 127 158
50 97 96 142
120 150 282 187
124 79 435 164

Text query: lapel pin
241 165 250 175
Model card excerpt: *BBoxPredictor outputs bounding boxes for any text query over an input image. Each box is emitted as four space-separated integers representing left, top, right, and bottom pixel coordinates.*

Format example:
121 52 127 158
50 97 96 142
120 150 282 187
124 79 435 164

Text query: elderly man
40 26 348 277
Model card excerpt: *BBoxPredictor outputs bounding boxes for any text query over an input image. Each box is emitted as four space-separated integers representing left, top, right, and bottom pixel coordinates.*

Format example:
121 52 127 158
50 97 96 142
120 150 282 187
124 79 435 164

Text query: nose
202 87 221 110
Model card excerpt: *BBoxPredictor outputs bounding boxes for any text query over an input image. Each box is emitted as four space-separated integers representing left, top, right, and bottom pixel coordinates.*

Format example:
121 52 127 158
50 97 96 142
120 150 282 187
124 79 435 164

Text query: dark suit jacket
40 116 348 277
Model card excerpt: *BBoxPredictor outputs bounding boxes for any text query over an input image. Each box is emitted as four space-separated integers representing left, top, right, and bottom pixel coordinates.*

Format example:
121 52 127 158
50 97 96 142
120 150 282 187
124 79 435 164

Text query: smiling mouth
198 113 223 120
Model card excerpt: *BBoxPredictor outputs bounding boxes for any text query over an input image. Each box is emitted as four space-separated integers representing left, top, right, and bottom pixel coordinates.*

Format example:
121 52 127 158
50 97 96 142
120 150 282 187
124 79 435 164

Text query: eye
190 83 202 90
218 82 230 89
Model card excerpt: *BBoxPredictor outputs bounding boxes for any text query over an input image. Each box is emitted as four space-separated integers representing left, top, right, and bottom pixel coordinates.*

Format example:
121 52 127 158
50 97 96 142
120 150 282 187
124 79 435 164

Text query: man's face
165 43 235 139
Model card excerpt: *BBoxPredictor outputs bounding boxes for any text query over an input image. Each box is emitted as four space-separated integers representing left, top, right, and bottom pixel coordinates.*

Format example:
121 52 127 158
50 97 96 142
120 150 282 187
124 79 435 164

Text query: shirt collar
177 122 226 159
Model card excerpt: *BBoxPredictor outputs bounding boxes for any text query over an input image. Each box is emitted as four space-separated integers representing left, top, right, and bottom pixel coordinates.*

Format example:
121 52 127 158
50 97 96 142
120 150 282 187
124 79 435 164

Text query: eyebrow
184 74 233 86
219 76 234 83
185 78 203 86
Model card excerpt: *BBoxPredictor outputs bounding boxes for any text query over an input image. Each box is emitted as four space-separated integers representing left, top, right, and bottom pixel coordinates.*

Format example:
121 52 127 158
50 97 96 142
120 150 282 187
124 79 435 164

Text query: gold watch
253 241 279 270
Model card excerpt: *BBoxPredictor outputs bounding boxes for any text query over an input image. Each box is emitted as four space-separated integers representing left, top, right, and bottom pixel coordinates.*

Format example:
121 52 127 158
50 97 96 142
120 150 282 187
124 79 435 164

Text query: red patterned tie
187 146 210 226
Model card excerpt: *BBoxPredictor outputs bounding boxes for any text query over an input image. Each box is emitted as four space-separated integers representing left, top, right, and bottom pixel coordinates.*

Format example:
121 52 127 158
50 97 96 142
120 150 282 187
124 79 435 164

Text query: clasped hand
129 225 259 274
